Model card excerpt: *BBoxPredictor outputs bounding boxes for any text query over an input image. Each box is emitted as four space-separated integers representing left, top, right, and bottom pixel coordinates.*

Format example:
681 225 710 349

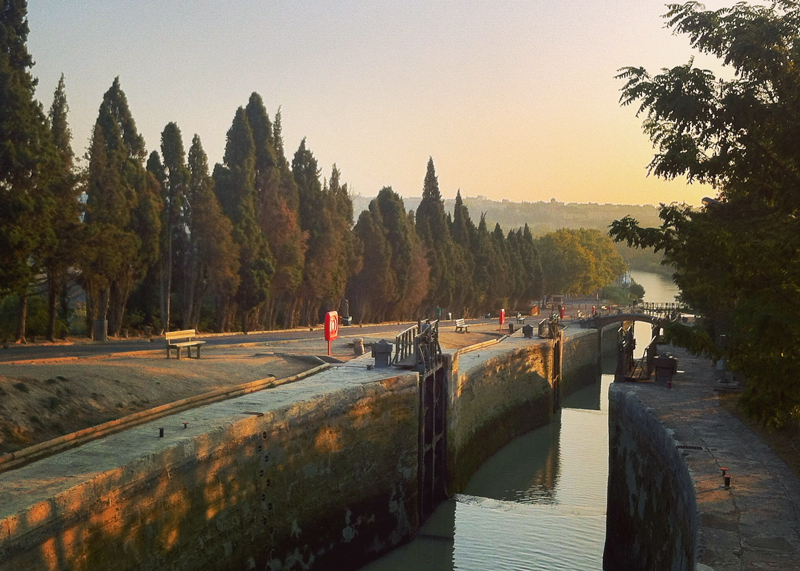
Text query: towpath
618 346 800 570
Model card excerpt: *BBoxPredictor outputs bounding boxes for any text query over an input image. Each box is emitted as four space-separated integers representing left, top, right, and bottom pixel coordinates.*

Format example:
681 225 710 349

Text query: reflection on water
359 273 677 570
360 358 615 571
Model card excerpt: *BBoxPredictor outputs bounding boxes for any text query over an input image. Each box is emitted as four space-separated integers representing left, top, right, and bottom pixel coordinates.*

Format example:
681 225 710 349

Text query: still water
360 367 613 571
358 271 680 571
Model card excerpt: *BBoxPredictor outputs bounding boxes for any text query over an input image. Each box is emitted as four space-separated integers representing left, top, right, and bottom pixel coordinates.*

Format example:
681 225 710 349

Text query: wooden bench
455 318 470 333
165 329 205 360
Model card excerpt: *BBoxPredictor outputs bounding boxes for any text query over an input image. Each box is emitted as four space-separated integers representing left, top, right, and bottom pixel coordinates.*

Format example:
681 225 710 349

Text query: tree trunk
47 271 59 342
15 295 27 344
85 287 95 339
241 306 249 334
182 258 196 330
160 232 172 334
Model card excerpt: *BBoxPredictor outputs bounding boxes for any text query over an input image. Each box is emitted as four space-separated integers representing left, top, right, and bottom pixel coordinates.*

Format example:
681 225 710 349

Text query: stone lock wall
446 342 555 491
0 375 419 571
1 329 618 571
445 329 608 492
604 386 698 571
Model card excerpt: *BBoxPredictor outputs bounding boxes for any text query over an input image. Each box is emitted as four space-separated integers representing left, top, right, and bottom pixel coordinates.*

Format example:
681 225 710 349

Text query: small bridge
586 308 688 382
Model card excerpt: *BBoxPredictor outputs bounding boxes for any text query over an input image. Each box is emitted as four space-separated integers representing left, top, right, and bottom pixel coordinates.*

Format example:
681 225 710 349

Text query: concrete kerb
456 335 508 356
0 362 331 474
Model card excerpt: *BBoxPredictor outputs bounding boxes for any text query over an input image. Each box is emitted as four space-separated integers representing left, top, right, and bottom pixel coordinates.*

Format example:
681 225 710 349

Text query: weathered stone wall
604 385 698 571
0 329 617 571
446 342 554 491
446 330 610 492
562 328 602 396
0 375 419 571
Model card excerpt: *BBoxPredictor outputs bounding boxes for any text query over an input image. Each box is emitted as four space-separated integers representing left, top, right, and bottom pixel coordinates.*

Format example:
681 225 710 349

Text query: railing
393 323 419 366
638 302 690 321
393 320 442 371
538 315 560 339
415 319 443 372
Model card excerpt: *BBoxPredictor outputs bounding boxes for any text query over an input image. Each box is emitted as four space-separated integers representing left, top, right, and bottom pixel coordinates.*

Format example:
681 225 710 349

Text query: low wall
562 328 603 396
446 328 608 492
1 328 616 571
0 374 419 571
604 385 697 571
446 341 554 491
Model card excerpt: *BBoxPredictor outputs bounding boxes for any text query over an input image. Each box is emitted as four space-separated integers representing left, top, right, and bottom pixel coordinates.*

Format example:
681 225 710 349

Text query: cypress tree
186 134 239 330
43 74 81 341
415 157 455 313
156 122 189 332
83 78 155 336
292 138 331 324
213 107 273 332
0 0 59 341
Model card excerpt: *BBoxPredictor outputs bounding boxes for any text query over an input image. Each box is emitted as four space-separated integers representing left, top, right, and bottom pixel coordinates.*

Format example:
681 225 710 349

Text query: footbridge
586 306 688 382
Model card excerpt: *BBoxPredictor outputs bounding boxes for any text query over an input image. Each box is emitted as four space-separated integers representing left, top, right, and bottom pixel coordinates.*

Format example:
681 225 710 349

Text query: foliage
416 158 456 311
0 0 59 341
537 228 626 295
348 187 429 322
601 279 645 306
611 1 800 427
213 106 274 331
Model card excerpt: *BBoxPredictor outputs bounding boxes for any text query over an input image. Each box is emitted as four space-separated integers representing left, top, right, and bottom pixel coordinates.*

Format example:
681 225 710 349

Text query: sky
26 1 737 206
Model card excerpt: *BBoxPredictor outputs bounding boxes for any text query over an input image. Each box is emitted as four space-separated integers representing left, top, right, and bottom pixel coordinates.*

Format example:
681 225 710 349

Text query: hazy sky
26 1 734 206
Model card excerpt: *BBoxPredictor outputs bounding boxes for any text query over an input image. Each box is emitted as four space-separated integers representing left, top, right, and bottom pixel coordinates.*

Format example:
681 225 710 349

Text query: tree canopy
1 2 629 344
611 1 800 427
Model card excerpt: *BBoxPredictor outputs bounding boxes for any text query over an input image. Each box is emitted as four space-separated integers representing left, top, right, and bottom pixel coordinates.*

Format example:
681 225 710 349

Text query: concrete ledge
0 364 330 474
606 345 800 570
604 385 697 570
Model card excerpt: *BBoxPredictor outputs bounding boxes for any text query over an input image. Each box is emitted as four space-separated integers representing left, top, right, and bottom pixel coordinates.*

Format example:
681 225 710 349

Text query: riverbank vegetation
1 1 628 340
611 1 800 428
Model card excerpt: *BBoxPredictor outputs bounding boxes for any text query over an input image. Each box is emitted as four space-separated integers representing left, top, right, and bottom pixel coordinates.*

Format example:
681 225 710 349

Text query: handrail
393 323 418 365
415 319 442 371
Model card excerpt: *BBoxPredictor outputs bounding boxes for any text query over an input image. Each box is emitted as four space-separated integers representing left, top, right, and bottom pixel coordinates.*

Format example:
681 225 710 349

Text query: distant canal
358 271 680 571
630 270 680 359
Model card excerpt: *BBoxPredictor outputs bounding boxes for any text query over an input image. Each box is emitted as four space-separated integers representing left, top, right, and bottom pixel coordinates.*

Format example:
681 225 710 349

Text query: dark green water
359 367 613 571
359 271 680 571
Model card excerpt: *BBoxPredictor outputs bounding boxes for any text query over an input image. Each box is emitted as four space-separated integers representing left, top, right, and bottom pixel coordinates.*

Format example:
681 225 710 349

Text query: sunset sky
26 1 734 206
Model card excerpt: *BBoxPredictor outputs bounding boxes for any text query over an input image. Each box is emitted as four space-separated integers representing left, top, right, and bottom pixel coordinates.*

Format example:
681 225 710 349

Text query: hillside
352 194 670 274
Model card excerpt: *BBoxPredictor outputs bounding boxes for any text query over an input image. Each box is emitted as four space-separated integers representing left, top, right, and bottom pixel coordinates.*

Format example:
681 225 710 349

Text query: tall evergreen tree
348 187 428 322
450 190 477 315
43 74 81 341
213 107 273 332
83 78 156 336
263 106 306 327
185 134 239 330
292 139 333 324
0 0 59 341
415 157 455 313
156 122 189 332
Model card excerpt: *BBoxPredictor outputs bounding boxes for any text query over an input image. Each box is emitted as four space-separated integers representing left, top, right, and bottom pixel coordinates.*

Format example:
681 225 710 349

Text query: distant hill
351 194 670 275
352 195 662 235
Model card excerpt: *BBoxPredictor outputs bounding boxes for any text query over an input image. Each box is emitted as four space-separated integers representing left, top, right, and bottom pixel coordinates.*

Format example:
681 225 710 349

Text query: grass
719 394 800 481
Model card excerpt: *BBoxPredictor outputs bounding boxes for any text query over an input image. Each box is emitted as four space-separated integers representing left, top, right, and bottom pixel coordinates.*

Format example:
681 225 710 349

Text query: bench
516 313 526 324
165 329 205 360
455 318 470 333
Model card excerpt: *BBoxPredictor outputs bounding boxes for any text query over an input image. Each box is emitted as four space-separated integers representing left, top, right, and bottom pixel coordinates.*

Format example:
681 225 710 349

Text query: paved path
620 346 800 570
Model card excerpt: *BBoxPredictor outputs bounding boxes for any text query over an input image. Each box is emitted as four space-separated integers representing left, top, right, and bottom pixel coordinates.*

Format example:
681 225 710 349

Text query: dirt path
0 324 500 456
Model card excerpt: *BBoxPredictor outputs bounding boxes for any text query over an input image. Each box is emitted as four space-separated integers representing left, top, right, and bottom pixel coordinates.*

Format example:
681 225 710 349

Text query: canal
359 271 679 571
